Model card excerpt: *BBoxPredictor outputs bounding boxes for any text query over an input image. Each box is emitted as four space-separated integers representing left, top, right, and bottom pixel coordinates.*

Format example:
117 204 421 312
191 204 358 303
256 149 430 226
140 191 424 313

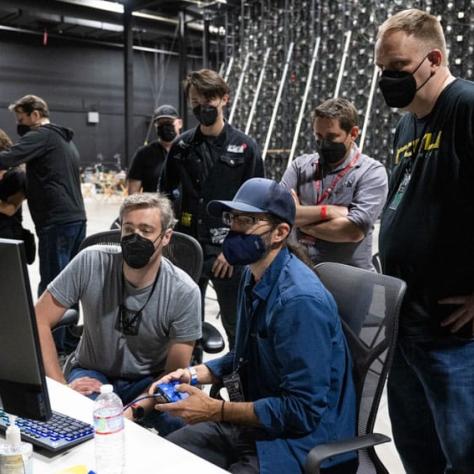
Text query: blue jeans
37 220 86 295
68 367 185 437
387 336 474 474
37 221 86 352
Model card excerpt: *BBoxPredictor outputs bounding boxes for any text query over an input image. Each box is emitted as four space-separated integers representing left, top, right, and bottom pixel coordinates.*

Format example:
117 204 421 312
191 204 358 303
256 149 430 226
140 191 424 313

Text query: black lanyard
115 266 161 336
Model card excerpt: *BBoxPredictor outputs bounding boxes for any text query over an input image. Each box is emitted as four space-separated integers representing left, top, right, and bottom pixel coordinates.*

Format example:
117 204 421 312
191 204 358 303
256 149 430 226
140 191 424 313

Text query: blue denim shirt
206 248 356 474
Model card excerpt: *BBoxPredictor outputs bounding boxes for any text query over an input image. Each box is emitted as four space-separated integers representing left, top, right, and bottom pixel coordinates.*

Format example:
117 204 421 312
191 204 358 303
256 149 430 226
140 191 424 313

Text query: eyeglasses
222 212 270 227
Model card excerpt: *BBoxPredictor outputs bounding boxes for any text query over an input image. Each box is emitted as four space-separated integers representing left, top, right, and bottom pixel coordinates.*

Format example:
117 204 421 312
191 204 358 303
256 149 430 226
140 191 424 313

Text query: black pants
167 422 359 474
167 422 259 474
200 256 242 350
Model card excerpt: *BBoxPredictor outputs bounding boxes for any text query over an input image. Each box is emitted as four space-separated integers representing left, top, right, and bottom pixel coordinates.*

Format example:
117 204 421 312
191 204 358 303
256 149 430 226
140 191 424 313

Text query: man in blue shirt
151 178 357 473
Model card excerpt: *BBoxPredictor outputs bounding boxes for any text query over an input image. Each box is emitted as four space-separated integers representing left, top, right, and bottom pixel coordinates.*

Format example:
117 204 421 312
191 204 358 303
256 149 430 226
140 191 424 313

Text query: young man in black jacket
0 95 86 352
160 69 264 349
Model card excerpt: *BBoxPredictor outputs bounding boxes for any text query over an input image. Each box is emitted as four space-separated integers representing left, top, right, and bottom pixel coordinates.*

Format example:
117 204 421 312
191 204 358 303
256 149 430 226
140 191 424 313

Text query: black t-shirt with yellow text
380 78 474 338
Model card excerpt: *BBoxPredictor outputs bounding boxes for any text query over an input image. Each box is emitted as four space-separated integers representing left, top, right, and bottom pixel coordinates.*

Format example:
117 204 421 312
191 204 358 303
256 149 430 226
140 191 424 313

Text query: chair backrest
79 230 121 251
78 230 203 283
314 262 406 474
162 232 203 283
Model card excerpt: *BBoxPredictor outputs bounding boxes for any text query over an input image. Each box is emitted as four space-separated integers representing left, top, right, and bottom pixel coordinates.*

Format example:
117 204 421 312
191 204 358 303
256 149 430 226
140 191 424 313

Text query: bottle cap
100 384 113 394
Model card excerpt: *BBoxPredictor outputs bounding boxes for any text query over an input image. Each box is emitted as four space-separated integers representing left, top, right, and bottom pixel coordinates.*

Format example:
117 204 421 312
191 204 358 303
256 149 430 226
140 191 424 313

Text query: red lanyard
314 149 361 205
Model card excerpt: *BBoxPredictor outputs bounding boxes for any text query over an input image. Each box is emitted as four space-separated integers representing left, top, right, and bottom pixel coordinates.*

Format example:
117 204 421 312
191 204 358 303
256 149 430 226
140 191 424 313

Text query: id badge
388 170 411 211
222 371 245 402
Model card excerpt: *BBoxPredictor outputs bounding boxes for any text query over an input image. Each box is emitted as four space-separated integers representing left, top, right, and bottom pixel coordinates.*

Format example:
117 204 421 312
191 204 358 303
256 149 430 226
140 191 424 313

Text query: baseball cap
153 105 179 121
207 178 295 226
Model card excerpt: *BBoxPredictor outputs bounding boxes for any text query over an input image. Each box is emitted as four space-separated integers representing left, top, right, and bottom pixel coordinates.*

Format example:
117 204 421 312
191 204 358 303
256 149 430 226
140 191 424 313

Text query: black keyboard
0 408 94 452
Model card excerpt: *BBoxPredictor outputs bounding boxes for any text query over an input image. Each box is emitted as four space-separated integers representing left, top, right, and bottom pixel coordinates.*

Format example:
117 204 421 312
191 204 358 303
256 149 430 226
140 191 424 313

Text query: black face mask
157 123 177 142
17 124 31 137
121 233 162 269
315 139 348 166
193 104 218 127
378 55 433 108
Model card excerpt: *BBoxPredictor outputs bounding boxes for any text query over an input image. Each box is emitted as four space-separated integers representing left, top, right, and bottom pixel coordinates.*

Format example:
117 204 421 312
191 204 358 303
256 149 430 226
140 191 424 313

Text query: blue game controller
154 380 189 403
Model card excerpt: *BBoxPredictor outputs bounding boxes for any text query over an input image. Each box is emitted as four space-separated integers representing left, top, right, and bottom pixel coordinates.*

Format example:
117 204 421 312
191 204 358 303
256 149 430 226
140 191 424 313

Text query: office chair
161 231 225 356
305 262 406 474
371 253 382 274
59 229 224 374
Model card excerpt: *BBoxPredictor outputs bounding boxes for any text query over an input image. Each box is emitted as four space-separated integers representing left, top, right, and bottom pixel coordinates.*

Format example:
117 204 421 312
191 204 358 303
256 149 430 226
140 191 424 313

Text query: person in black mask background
127 105 182 195
161 69 264 350
0 95 86 354
281 98 387 270
35 192 201 436
375 9 474 473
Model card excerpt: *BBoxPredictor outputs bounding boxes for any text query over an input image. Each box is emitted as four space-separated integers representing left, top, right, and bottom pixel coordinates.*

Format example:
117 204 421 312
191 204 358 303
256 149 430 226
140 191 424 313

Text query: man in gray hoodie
0 95 86 352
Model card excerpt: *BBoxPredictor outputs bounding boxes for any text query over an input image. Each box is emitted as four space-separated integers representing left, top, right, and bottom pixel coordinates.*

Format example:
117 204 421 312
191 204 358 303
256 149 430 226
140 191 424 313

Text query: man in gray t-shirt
36 193 201 435
281 98 388 270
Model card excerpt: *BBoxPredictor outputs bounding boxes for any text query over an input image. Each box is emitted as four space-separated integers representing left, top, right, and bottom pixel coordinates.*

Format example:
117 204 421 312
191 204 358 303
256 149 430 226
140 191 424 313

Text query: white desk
30 378 227 474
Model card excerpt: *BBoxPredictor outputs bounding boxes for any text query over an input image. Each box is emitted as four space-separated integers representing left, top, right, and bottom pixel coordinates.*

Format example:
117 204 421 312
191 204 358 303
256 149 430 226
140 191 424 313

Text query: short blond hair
119 192 177 230
377 9 448 65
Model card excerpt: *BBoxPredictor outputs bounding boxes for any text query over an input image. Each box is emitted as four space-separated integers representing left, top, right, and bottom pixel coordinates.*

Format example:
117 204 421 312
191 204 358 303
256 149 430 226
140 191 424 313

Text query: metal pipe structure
224 56 234 81
228 52 251 125
287 36 321 167
360 64 380 153
178 10 188 130
262 42 295 161
202 17 210 68
123 3 133 168
245 47 271 135
333 30 352 98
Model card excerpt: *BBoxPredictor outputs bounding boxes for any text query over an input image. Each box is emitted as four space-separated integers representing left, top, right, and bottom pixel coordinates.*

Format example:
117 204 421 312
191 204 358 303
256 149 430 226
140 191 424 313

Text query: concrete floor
23 195 405 473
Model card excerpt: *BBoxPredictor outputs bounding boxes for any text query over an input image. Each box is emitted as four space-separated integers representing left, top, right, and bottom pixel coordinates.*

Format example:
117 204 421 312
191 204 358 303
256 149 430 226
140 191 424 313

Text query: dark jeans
200 256 242 350
167 422 259 474
37 220 86 352
388 336 474 474
167 422 359 474
68 367 184 437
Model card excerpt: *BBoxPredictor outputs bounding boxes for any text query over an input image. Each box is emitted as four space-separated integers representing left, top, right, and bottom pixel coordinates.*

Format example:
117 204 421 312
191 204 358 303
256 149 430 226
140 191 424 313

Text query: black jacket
161 122 264 255
0 123 86 229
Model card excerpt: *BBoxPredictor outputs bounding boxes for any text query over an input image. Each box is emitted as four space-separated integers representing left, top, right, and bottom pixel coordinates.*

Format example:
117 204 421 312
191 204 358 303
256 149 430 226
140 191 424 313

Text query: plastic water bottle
93 384 125 474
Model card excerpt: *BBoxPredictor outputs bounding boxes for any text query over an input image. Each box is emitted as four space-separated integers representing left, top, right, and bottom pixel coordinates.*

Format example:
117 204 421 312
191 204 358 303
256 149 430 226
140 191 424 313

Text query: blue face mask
222 230 269 266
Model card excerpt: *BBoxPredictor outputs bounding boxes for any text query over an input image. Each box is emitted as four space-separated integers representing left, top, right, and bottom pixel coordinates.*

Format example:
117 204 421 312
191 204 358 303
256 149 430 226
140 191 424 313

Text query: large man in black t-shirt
161 69 264 349
375 9 474 473
127 105 182 194
0 95 86 353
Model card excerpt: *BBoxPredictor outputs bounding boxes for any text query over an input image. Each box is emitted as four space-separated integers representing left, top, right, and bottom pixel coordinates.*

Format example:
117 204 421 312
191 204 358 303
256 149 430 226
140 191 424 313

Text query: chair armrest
53 309 79 331
304 433 391 474
200 322 225 353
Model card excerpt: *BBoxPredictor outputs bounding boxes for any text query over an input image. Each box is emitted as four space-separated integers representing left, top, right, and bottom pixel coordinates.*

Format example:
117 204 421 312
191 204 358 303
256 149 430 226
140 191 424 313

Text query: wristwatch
187 366 199 386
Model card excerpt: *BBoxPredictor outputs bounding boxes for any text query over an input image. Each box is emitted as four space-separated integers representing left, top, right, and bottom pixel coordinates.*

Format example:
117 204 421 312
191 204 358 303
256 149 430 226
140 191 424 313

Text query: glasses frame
222 212 271 227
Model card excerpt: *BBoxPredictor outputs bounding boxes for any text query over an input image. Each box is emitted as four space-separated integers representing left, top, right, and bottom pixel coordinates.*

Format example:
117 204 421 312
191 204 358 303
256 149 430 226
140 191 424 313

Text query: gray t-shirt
281 147 388 269
48 246 202 379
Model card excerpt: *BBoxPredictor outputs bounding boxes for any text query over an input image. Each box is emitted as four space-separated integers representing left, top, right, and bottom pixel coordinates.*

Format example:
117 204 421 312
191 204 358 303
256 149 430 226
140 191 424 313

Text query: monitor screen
0 238 52 421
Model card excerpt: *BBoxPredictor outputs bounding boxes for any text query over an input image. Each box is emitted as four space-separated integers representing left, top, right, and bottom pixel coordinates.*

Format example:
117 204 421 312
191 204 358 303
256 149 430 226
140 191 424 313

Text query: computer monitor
0 238 52 421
